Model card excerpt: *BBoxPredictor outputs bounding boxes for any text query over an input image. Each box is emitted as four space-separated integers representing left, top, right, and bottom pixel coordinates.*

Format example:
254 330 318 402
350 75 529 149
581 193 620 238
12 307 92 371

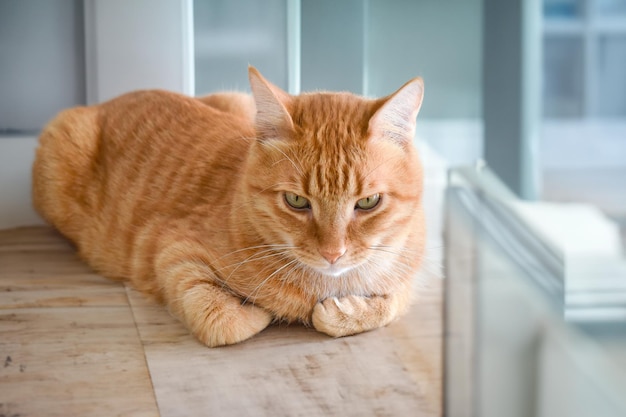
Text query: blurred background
1 0 624 233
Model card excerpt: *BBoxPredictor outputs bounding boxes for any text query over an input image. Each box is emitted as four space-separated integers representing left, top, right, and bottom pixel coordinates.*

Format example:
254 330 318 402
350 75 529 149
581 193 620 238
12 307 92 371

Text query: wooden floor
0 226 442 417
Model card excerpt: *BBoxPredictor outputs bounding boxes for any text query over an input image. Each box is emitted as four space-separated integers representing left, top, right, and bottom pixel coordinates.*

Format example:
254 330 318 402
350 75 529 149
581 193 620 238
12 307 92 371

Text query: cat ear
368 77 424 146
248 66 295 139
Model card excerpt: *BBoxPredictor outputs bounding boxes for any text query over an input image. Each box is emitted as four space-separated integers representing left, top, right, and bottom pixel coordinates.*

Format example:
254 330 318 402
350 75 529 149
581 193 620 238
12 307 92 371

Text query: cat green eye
285 192 310 210
356 194 381 210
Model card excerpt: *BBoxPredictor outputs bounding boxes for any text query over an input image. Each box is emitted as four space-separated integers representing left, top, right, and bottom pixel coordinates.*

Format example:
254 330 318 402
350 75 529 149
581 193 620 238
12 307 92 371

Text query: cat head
241 67 425 278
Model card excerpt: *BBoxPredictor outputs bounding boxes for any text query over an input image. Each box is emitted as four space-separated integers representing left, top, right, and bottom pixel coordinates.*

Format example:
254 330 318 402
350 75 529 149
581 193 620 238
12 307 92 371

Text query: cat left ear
368 77 424 146
248 66 295 139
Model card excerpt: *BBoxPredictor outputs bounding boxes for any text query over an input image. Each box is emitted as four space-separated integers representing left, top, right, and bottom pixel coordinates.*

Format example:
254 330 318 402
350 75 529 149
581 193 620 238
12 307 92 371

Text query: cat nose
319 247 346 265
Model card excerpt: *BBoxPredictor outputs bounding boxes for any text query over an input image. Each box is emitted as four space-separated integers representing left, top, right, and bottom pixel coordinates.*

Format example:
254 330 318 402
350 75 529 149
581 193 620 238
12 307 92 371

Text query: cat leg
177 279 273 347
311 289 412 338
155 245 273 347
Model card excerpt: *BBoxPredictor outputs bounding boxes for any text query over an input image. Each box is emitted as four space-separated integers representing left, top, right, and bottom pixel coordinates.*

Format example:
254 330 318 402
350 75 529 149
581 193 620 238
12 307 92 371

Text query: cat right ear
248 66 295 139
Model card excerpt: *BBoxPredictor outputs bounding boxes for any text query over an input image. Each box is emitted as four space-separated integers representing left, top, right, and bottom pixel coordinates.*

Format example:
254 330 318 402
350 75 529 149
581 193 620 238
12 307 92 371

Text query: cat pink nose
319 247 346 264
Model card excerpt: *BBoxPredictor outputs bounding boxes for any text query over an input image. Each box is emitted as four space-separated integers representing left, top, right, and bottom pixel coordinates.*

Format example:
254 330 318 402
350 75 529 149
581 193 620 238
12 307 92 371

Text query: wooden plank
127 284 442 417
0 227 160 417
0 238 128 309
0 307 160 417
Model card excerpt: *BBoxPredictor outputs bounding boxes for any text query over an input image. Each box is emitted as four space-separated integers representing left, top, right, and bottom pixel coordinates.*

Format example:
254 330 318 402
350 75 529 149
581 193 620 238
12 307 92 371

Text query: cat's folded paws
182 290 273 347
193 304 273 347
311 294 399 338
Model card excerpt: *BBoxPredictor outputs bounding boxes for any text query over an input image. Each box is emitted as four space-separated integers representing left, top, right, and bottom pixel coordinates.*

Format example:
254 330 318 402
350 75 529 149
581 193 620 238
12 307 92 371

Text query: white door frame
84 0 195 104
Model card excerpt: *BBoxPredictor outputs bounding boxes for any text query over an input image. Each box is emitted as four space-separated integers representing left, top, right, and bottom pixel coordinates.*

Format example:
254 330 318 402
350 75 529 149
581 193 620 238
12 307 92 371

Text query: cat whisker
242 257 300 305
419 260 444 279
274 261 305 298
371 244 420 253
217 248 282 271
278 260 310 283
219 249 293 287
369 245 442 280
366 250 415 276
367 245 415 263
214 253 289 298
218 244 295 260
370 249 443 287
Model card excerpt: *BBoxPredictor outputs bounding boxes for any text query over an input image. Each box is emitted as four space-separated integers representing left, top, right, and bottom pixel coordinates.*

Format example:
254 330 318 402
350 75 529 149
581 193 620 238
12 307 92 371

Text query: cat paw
311 294 398 338
187 300 273 347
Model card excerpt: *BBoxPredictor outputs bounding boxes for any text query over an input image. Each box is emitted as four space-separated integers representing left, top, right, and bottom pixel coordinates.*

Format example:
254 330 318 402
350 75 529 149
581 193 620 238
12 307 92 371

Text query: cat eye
284 192 310 210
356 194 381 211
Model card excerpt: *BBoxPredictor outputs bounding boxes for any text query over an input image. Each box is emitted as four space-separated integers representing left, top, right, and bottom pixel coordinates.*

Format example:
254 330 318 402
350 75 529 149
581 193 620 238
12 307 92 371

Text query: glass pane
595 35 626 117
593 0 626 16
366 0 483 166
541 9 626 245
543 36 585 118
366 0 482 120
0 0 85 134
193 0 288 95
445 166 626 417
544 0 585 19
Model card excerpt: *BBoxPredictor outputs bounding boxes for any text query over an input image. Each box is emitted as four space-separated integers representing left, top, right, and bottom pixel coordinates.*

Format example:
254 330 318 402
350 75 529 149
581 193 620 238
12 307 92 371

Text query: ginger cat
32 67 425 347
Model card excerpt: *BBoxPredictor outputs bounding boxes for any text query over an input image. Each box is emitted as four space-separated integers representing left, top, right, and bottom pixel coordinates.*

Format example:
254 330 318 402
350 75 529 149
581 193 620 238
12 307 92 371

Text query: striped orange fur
32 67 425 347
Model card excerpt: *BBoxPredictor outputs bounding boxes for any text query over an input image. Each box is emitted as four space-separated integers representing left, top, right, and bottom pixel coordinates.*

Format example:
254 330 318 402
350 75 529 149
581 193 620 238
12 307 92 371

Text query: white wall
0 137 44 229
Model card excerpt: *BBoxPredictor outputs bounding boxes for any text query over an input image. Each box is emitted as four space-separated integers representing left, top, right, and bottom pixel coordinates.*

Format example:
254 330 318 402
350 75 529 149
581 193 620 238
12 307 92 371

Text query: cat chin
315 265 354 278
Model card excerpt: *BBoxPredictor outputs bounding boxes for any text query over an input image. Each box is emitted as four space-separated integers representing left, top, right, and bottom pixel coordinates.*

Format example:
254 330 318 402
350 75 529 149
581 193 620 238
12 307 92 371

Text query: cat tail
32 106 101 242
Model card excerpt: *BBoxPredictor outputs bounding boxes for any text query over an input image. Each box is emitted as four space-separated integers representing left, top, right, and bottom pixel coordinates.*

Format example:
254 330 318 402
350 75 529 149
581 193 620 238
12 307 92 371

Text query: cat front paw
182 289 273 347
311 294 399 338
192 304 273 347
